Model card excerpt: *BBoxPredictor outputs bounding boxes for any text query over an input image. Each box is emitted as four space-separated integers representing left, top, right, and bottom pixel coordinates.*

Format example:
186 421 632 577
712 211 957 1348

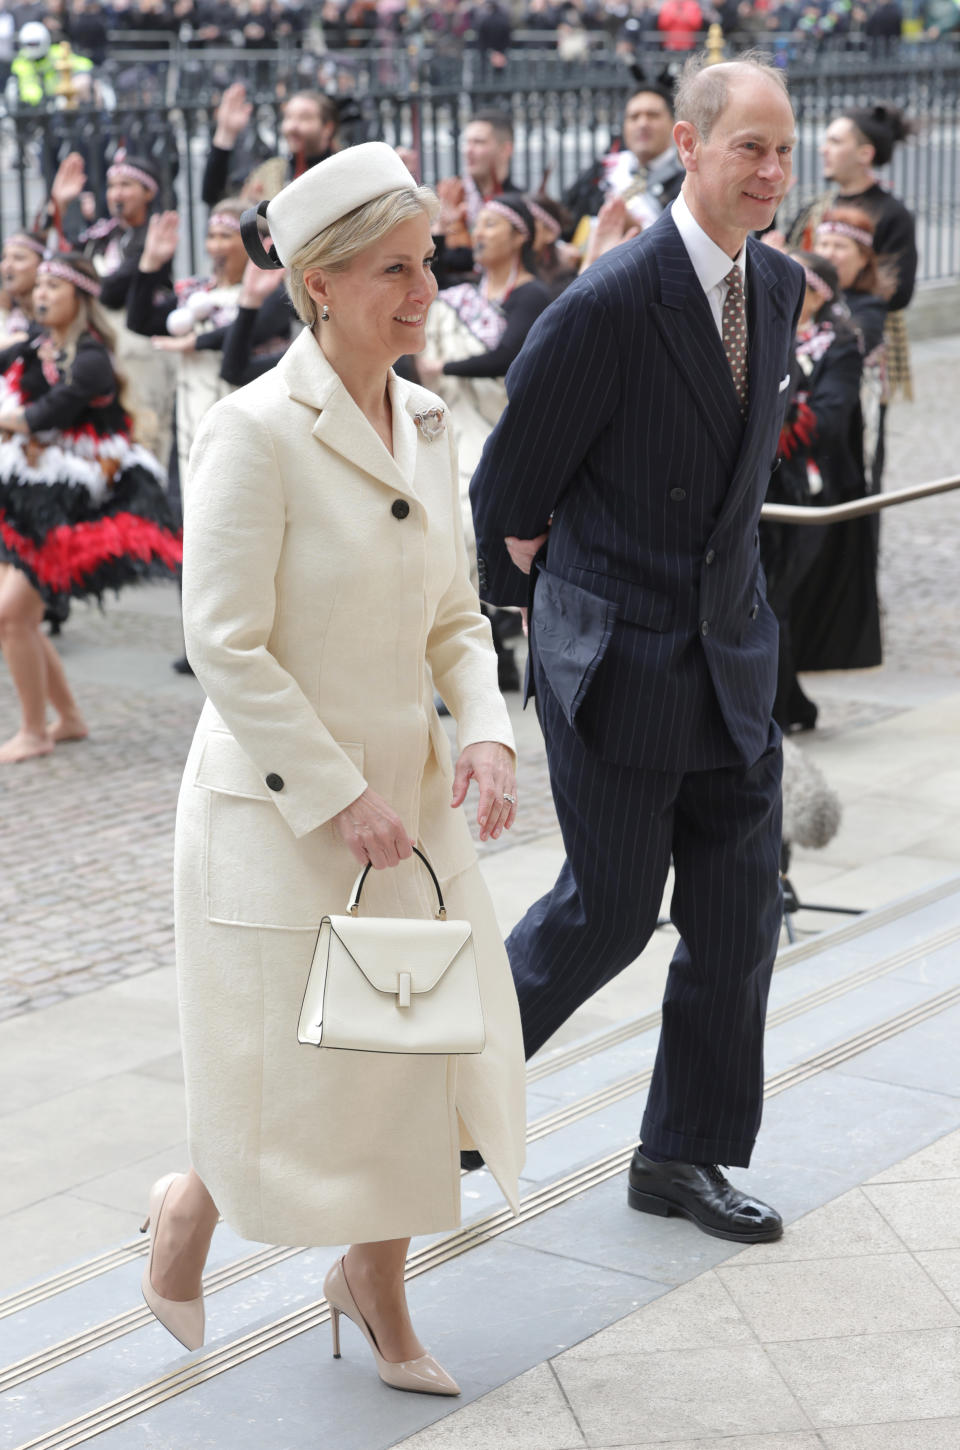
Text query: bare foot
0 730 54 764
343 1252 425 1364
50 714 89 744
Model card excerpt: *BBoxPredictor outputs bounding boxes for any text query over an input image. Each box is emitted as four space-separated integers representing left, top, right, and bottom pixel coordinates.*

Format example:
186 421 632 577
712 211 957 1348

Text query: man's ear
674 119 699 173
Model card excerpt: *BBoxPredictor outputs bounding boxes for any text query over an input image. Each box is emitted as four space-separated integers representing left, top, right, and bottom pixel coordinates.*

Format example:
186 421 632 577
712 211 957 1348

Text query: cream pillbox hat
240 142 418 269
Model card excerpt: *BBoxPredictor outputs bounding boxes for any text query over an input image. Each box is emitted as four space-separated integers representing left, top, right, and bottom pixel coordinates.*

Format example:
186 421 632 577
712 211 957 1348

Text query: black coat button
669 487 686 501
265 773 284 791
704 549 716 566
700 620 710 637
391 499 410 519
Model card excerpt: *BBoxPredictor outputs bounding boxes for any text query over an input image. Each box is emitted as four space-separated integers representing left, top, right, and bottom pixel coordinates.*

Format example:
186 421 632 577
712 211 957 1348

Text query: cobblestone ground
1 338 958 1020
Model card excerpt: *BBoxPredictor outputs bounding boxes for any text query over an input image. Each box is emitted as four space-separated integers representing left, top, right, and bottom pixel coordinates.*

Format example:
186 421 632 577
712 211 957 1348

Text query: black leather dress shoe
460 1150 485 1172
627 1150 782 1243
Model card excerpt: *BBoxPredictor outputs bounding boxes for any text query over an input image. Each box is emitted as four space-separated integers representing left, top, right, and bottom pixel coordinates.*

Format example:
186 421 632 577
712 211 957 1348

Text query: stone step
4 875 960 1450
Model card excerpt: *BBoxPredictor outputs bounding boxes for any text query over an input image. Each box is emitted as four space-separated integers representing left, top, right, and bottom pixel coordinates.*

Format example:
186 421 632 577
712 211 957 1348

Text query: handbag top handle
347 846 447 919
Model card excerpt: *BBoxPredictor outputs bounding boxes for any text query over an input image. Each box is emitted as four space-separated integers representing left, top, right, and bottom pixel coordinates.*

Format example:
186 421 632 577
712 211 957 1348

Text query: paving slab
715 1252 959 1341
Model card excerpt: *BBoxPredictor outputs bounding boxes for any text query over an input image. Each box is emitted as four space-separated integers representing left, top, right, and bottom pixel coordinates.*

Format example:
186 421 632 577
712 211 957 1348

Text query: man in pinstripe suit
470 54 805 1243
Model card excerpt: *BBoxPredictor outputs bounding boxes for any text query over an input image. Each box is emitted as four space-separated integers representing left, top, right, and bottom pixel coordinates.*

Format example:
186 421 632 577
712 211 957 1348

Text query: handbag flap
325 915 473 995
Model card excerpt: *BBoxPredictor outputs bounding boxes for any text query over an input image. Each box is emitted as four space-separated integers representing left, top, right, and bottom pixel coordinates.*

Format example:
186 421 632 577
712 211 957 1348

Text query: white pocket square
778 374 791 393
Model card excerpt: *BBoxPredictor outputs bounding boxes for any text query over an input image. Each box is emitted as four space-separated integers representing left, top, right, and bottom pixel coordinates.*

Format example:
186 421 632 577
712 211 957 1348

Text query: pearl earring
320 304 330 322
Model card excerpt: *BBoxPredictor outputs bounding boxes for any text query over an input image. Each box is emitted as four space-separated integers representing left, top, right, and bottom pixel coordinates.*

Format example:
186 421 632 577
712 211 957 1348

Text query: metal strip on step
12 982 960 1450
4 912 960 1389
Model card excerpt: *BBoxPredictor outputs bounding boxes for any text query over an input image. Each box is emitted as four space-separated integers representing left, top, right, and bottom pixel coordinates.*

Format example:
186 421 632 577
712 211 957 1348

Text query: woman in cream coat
141 145 526 1398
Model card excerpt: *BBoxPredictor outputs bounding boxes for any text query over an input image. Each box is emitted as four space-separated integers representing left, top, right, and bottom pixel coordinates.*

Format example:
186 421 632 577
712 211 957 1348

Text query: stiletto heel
140 1173 205 1352
322 1257 459 1396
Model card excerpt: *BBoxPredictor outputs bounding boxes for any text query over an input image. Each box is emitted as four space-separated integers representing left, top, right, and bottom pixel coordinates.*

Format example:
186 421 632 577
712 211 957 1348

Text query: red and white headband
482 199 531 242
527 199 561 243
7 233 46 256
108 161 159 198
802 266 834 302
37 259 102 297
817 219 873 248
208 212 242 233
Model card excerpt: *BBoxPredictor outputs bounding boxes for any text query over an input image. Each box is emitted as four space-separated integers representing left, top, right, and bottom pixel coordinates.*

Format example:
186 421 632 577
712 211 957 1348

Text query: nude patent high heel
140 1172 205 1352
323 1257 460 1397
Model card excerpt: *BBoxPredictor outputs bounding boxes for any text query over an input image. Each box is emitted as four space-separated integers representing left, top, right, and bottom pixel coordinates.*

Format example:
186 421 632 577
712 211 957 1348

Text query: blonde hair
286 185 440 328
675 50 790 142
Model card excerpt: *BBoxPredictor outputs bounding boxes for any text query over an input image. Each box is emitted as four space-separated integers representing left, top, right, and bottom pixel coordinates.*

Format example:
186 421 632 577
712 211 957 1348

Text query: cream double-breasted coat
175 327 526 1247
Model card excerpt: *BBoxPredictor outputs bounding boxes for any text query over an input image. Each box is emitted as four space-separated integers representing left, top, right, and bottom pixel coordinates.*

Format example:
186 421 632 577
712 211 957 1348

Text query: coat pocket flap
194 731 271 799
327 916 473 995
531 568 616 728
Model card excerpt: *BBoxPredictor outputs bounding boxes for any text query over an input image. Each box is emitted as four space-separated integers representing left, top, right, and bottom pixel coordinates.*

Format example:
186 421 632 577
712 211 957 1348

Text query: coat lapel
278 329 421 498
648 212 745 464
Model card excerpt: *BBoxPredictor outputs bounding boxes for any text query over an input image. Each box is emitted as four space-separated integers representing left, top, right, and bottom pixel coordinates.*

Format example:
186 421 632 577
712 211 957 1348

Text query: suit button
700 619 710 637
265 773 284 791
669 487 686 501
705 549 716 566
391 499 410 520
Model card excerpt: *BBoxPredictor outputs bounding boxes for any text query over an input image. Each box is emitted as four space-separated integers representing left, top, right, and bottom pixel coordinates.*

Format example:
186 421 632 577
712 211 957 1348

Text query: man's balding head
674 52 791 143
673 51 796 256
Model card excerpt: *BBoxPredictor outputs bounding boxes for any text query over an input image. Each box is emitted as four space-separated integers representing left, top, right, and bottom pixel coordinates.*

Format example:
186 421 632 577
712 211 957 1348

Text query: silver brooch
413 406 446 442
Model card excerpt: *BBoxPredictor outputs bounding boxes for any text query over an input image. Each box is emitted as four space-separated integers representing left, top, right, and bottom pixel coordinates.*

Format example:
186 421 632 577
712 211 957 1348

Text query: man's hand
51 152 87 211
451 741 517 842
139 211 180 272
581 196 640 272
435 176 469 240
505 533 548 574
333 788 414 869
213 82 253 150
394 145 420 182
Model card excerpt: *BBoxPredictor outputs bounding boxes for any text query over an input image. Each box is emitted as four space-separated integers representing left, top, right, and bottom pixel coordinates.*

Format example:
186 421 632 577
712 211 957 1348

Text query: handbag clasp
397 971 411 1009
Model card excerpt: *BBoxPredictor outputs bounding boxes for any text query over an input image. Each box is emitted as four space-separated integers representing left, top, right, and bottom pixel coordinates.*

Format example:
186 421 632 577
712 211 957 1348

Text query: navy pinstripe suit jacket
470 205 805 774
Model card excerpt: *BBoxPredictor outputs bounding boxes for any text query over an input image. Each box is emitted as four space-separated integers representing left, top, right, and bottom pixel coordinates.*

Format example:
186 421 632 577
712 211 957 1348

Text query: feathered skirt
0 426 182 605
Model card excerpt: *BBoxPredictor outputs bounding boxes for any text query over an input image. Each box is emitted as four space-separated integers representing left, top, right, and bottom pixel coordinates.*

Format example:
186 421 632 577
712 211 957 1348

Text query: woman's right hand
333 789 414 870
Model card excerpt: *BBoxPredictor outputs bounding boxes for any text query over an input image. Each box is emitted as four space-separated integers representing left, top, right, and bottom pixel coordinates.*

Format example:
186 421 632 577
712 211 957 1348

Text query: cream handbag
297 847 485 1055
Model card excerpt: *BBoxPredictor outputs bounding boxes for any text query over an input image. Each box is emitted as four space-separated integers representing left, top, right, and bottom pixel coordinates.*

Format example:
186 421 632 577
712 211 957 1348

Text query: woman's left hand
451 740 517 842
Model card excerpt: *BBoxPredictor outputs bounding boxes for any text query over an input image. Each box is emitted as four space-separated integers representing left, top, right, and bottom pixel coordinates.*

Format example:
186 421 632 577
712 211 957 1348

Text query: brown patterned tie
721 264 748 414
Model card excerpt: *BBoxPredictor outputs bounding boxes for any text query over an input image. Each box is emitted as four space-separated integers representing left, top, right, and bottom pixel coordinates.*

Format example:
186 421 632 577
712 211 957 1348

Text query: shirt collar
671 189 747 294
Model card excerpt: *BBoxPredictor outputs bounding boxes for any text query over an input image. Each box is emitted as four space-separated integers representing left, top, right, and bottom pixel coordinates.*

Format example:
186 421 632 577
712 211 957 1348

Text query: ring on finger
502 792 516 806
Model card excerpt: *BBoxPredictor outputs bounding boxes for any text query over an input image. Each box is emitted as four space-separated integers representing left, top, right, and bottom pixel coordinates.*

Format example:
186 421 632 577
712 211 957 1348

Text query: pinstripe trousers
510 678 783 1168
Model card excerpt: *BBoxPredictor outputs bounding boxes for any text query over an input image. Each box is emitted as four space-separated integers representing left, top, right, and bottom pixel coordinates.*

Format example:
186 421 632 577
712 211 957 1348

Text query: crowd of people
0 67 918 754
0 0 955 94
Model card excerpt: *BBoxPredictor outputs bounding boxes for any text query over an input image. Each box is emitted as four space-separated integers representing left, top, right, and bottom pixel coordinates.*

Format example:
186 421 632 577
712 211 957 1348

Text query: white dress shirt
671 189 748 340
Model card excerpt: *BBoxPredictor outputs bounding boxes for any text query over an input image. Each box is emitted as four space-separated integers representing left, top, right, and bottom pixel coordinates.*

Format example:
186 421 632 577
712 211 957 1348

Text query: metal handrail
761 474 960 524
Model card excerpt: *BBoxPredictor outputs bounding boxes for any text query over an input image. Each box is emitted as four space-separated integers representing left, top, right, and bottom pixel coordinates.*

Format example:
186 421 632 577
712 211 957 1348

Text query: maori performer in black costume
0 254 181 763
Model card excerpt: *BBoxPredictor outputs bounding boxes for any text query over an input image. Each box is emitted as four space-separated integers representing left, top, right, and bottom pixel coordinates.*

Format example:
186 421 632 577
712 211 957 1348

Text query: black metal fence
2 43 959 285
